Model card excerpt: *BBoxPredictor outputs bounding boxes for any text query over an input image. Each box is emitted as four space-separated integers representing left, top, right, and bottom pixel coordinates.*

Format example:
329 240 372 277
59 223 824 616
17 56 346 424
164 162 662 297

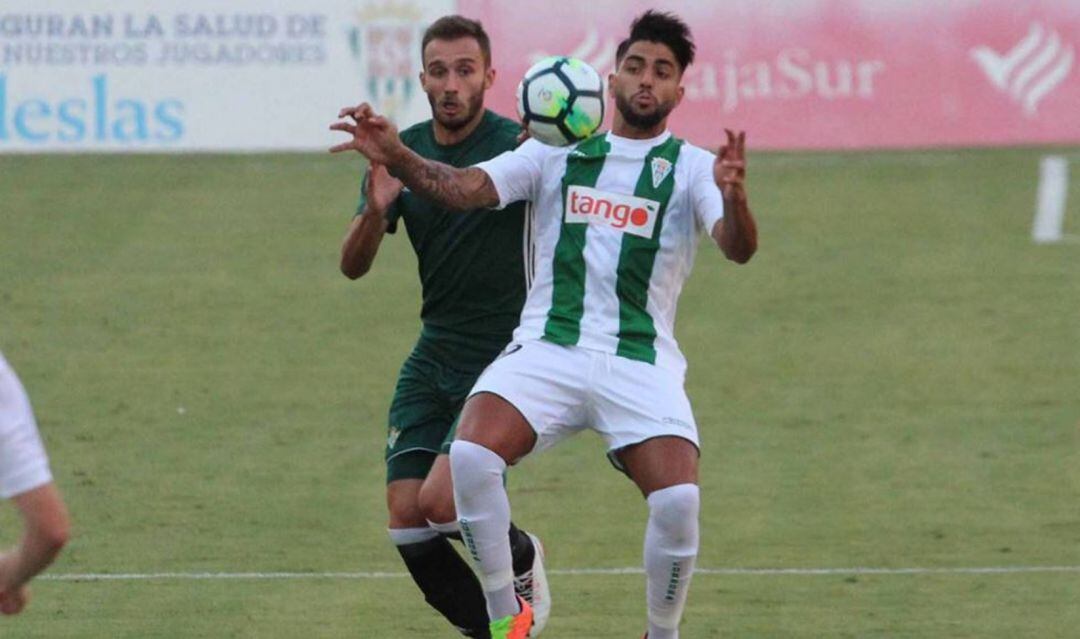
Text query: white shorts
0 353 53 499
469 339 699 470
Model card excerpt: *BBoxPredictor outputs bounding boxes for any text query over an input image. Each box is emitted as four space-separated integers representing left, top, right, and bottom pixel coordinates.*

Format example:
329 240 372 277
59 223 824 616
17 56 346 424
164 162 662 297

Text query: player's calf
390 526 491 637
643 483 699 639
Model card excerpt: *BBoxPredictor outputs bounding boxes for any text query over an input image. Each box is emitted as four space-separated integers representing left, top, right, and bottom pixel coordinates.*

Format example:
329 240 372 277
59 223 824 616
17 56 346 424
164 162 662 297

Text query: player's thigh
458 339 592 464
384 352 451 482
617 436 699 497
591 355 701 492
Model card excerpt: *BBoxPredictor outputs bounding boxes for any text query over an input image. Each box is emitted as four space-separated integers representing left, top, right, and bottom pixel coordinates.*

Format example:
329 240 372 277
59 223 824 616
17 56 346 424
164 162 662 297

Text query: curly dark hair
615 10 696 72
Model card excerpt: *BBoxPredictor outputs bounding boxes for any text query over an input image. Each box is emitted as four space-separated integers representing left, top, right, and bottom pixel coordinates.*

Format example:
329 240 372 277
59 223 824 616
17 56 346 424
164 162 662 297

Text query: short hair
615 10 696 72
421 15 491 67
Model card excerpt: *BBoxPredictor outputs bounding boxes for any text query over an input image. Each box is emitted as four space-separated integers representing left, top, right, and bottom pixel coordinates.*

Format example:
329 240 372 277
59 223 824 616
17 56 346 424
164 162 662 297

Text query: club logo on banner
971 22 1075 117
347 2 423 123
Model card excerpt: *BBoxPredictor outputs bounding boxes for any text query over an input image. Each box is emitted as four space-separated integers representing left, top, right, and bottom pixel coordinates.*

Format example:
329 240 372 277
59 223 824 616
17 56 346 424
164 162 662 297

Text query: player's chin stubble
615 91 673 131
431 92 484 131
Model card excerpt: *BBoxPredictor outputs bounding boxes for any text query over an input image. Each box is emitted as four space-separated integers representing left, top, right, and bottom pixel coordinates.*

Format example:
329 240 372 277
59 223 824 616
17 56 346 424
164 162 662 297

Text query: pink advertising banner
459 0 1080 150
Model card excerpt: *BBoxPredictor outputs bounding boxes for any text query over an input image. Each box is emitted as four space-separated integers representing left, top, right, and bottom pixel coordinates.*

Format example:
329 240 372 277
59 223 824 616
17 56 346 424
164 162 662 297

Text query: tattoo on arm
394 150 500 211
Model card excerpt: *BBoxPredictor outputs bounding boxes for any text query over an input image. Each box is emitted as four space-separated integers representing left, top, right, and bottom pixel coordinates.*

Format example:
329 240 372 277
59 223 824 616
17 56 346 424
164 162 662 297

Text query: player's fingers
329 122 357 134
338 105 367 120
367 114 392 130
737 131 746 155
328 141 356 154
354 103 375 120
724 128 737 148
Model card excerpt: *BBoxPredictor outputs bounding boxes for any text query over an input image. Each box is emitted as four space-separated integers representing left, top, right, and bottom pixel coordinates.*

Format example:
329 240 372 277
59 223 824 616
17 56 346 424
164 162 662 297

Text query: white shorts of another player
0 353 53 499
469 339 699 469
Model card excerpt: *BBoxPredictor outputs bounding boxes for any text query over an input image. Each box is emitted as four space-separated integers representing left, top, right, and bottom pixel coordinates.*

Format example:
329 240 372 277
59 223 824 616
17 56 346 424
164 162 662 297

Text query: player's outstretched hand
365 162 404 215
715 129 746 199
329 103 401 166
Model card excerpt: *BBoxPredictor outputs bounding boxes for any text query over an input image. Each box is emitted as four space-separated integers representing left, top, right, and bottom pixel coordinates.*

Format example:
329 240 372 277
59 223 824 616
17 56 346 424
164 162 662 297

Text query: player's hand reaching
714 129 746 199
365 162 404 217
329 103 403 167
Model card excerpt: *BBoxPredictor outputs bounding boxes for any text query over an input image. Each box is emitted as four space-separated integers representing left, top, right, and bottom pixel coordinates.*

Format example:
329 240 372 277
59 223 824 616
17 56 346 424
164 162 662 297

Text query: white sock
387 526 439 546
644 483 700 639
449 440 518 620
427 519 460 537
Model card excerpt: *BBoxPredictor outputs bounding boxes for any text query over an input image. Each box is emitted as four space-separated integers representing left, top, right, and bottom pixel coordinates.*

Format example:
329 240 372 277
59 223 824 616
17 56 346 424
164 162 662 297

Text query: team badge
387 427 401 448
651 157 673 188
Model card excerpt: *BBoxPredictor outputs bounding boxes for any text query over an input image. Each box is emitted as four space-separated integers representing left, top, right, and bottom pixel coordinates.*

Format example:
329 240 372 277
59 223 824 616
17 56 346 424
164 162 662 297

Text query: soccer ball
517 56 605 147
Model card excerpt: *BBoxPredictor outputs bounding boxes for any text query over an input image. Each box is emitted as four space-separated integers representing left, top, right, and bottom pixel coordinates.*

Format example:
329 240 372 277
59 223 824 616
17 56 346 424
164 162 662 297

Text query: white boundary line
40 565 1080 582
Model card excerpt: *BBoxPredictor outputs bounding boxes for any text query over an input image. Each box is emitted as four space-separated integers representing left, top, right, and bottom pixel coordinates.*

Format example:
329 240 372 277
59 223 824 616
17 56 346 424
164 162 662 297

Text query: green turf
0 147 1077 637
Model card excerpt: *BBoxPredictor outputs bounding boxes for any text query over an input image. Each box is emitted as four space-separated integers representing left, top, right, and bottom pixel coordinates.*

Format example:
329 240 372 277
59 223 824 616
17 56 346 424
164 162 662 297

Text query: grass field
0 147 1078 638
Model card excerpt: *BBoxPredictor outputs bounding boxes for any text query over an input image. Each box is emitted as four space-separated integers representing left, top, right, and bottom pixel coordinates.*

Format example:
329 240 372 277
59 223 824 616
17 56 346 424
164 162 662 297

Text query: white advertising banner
3 1 1078 152
0 0 452 152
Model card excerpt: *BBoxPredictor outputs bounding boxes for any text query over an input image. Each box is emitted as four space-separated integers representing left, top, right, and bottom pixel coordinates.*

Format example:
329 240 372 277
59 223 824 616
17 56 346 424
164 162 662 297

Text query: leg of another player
422 453 550 636
421 458 535 570
388 477 490 638
450 393 538 622
617 437 701 639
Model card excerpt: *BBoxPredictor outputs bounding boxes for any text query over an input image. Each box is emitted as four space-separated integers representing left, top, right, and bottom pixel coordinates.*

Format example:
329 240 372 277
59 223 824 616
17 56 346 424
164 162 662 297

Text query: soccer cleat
489 596 533 639
513 533 551 636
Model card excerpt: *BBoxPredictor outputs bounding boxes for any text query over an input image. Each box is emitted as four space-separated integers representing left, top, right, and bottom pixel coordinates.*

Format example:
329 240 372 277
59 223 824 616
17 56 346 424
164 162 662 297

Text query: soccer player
334 15 549 639
0 352 70 616
332 10 755 638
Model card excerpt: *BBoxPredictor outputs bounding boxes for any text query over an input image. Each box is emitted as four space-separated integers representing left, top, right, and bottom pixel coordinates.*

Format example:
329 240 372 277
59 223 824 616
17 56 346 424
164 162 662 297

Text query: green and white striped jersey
477 131 724 379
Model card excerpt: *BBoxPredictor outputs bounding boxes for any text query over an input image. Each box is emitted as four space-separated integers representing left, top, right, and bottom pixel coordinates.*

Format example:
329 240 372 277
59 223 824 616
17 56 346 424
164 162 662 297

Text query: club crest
651 157 673 188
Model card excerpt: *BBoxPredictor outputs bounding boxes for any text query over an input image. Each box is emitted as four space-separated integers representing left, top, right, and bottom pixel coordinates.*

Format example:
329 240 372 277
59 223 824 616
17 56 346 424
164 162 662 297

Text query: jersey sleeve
0 358 53 500
355 167 402 234
690 149 724 235
473 138 548 210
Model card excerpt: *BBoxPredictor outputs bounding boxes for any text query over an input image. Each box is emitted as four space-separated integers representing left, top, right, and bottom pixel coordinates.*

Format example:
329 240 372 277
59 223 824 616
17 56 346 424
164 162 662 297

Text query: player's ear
419 70 427 90
675 83 685 107
484 66 496 90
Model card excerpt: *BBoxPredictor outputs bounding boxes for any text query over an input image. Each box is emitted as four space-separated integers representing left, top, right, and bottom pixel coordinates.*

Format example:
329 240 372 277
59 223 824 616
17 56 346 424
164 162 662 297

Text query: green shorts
385 346 482 483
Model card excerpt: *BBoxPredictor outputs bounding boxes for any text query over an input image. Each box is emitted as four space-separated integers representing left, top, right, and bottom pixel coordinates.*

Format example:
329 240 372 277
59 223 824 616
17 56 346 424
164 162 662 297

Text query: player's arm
329 103 499 211
712 129 758 264
387 147 500 211
340 163 403 279
0 483 69 615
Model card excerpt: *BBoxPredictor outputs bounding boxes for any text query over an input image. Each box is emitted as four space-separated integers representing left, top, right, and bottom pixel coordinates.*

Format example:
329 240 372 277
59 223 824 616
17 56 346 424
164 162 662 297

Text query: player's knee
448 440 506 496
386 486 427 528
42 518 70 554
647 483 700 542
417 481 456 525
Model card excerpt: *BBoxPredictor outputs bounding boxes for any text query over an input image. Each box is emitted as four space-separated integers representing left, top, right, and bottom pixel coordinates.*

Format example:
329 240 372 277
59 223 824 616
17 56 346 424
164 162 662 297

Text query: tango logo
970 22 1075 117
565 185 659 239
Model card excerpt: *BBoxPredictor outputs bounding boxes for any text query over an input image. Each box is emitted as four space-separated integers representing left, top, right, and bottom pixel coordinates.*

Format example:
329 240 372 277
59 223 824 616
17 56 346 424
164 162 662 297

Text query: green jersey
357 110 529 372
